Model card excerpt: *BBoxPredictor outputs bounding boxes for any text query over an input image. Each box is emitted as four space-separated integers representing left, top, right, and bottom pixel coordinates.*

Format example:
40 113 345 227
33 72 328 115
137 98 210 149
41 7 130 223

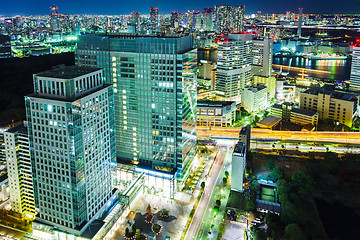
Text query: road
197 149 232 240
197 127 360 145
185 148 228 240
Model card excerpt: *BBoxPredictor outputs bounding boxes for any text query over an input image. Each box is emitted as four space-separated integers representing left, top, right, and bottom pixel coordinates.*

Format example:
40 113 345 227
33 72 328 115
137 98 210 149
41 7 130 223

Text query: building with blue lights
25 66 117 235
76 34 197 197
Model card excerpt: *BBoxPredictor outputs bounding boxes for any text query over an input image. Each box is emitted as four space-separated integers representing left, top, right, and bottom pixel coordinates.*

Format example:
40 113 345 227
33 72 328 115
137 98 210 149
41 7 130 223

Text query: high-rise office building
76 34 197 195
129 12 141 33
171 11 180 28
150 7 159 32
25 66 116 235
297 8 303 37
202 8 214 31
5 122 36 218
350 43 360 91
252 37 273 78
216 33 253 103
50 4 60 32
215 5 245 33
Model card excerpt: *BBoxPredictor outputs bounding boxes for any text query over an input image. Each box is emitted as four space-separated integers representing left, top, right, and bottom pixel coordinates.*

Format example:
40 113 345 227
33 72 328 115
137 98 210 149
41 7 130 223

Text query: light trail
197 126 360 145
272 64 331 74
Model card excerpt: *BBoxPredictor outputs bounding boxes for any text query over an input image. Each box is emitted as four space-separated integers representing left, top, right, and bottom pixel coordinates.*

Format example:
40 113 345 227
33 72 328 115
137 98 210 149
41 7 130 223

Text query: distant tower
297 8 303 37
150 7 159 32
50 4 58 16
50 4 60 32
350 41 360 91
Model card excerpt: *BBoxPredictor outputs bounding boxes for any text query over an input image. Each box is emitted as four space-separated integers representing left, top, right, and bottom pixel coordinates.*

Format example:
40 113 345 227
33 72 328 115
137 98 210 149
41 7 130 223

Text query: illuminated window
123 95 126 99
124 121 127 125
124 126 127 130
112 57 116 61
113 83 117 88
133 138 136 141
114 89 117 93
123 106 127 109
123 89 126 94
124 116 127 119
133 127 136 131
123 111 127 115
123 100 126 104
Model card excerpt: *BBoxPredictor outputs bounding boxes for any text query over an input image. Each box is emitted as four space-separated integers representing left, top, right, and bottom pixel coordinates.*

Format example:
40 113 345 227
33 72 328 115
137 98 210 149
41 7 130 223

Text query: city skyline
0 0 359 16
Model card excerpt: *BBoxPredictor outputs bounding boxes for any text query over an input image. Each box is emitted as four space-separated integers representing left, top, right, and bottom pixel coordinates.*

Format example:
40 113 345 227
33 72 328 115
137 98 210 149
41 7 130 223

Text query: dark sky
0 0 359 15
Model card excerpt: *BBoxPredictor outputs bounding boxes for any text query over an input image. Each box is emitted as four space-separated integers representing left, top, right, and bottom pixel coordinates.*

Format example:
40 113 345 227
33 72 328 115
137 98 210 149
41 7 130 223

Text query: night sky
0 0 358 15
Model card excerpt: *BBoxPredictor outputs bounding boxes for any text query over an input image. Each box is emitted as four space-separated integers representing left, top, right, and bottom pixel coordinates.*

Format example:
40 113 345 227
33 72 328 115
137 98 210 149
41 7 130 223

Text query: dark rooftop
94 32 189 39
234 141 245 154
292 108 317 117
7 123 28 135
35 66 101 79
198 100 236 108
303 85 358 102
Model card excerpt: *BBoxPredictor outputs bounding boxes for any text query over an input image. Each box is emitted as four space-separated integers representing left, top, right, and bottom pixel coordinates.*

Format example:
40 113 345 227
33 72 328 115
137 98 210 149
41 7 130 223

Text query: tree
254 229 267 240
125 227 130 236
269 167 283 180
267 159 275 171
146 204 152 215
201 181 205 189
285 223 304 240
132 223 136 233
223 177 228 185
215 199 221 207
246 199 256 212
225 171 229 178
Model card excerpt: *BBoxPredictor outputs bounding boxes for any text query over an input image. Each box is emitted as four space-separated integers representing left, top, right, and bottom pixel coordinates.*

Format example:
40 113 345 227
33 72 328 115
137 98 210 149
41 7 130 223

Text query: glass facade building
25 66 116 235
214 5 245 33
216 34 253 103
76 34 197 194
350 44 360 90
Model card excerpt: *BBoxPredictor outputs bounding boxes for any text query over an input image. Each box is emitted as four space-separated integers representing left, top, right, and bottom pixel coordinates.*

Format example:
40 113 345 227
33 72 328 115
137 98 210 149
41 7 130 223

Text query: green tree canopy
285 223 304 240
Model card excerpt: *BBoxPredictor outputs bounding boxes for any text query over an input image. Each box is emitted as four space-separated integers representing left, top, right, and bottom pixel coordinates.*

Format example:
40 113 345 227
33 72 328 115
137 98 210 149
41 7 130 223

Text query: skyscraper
350 43 360 91
129 12 141 33
216 34 253 103
252 37 273 78
171 11 180 28
215 5 245 33
150 7 159 32
25 66 116 234
49 4 60 32
297 8 303 37
5 122 36 218
76 34 197 195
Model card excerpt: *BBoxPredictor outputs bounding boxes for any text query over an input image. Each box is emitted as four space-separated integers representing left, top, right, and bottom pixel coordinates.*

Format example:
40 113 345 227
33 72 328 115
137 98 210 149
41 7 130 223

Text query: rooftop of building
245 83 267 92
7 122 27 135
197 100 236 108
234 141 245 153
257 115 282 129
303 85 358 102
35 66 101 79
291 108 317 117
90 32 190 39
